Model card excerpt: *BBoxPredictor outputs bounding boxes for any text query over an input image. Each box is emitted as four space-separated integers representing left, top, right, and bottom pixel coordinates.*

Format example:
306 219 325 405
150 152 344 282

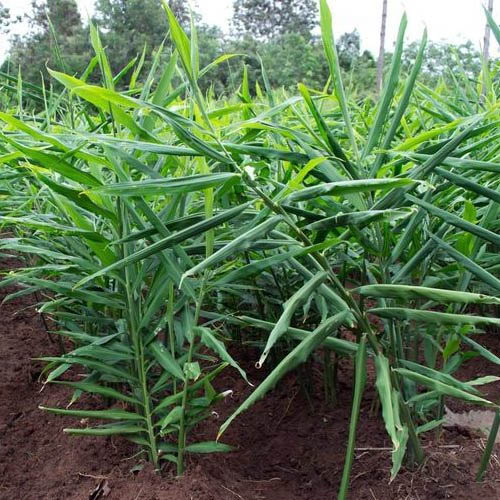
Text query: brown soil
1 254 499 500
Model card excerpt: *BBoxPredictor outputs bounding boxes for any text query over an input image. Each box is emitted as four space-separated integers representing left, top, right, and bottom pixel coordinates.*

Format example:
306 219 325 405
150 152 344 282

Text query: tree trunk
482 0 494 96
376 0 388 94
483 0 494 63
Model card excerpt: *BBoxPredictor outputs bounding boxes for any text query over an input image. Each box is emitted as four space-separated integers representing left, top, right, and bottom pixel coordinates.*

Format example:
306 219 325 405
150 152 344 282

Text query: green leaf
185 441 234 453
162 0 192 76
197 327 248 383
181 216 282 282
257 271 329 367
64 425 145 436
306 209 413 231
319 0 359 160
357 285 500 305
394 369 495 407
338 334 368 499
218 312 348 439
374 354 408 479
363 14 407 159
484 5 500 46
52 381 141 406
89 173 239 197
40 406 144 421
407 194 500 247
159 406 183 431
150 342 184 380
399 360 483 396
184 362 201 381
460 335 500 365
434 167 500 204
75 202 251 288
428 233 500 293
369 307 500 327
287 178 416 203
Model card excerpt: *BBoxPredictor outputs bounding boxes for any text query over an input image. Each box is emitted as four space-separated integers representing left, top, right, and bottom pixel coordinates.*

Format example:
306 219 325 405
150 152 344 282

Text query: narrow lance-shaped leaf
460 335 500 366
394 369 495 407
363 13 407 159
0 132 102 187
338 334 368 499
181 216 282 283
257 271 329 368
237 315 358 356
40 406 144 421
298 84 358 180
162 0 192 76
319 0 359 160
150 342 184 380
287 178 416 203
37 174 117 223
89 173 239 197
51 381 141 405
305 208 414 231
357 285 500 305
374 354 408 479
64 425 145 436
406 194 500 248
369 307 500 327
196 327 249 383
428 233 500 293
399 360 484 396
397 152 500 174
75 202 252 288
218 312 348 439
185 442 234 454
371 29 427 176
215 248 302 286
484 5 500 46
476 409 500 481
434 167 500 204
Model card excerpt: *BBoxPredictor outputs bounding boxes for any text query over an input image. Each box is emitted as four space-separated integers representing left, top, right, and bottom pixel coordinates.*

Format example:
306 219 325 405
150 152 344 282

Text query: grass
0 1 499 495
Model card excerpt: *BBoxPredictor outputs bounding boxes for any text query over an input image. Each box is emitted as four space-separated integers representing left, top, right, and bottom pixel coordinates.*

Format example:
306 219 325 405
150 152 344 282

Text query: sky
0 0 498 60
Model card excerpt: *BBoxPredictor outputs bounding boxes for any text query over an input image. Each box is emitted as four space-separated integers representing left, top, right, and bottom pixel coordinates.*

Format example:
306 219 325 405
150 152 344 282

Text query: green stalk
120 199 159 468
167 281 177 394
476 409 500 481
338 334 367 499
323 348 335 405
177 278 206 476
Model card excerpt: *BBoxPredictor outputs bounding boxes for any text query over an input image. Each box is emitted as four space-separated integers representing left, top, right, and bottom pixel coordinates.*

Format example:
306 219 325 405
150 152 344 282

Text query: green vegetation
1 0 493 96
0 0 499 497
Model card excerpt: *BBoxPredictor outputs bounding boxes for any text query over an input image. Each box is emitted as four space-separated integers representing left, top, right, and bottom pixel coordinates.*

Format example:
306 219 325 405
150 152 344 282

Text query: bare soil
1 254 499 500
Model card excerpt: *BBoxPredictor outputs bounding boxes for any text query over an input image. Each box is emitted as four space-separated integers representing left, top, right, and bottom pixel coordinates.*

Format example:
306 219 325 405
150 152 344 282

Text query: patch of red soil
1 255 499 499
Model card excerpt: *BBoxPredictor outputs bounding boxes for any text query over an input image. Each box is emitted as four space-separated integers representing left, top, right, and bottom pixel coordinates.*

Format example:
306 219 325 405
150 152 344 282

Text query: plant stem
177 276 206 476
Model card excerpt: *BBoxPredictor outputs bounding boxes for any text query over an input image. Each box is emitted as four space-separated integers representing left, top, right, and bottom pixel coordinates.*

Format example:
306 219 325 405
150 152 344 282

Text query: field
0 1 499 498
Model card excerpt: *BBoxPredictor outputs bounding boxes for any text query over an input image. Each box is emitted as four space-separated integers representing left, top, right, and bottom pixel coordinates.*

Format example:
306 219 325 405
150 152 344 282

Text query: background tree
337 30 361 71
5 0 90 85
198 24 229 95
3 0 490 99
402 39 482 87
91 0 199 84
93 0 174 75
232 0 318 40
0 1 12 34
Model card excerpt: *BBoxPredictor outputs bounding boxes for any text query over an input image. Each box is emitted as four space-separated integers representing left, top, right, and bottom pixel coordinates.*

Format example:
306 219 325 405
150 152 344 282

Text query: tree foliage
0 0 491 99
5 0 90 85
232 0 319 40
92 0 191 76
402 40 482 86
0 1 11 34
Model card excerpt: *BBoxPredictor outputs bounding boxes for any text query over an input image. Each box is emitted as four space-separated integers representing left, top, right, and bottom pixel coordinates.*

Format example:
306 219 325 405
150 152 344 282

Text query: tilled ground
1 255 499 499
